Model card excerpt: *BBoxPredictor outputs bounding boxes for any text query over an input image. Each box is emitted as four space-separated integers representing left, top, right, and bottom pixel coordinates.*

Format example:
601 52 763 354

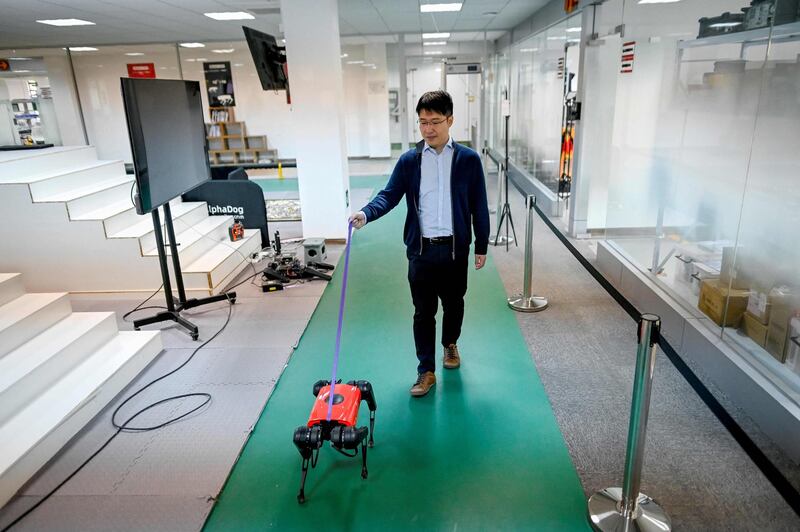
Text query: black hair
416 90 453 117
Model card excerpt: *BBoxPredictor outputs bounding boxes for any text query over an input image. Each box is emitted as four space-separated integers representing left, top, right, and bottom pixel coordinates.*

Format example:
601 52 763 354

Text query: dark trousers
408 243 468 374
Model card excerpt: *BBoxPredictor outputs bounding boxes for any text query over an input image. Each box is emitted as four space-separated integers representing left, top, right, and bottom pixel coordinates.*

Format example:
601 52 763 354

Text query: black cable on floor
122 283 167 322
1 296 234 532
525 194 800 517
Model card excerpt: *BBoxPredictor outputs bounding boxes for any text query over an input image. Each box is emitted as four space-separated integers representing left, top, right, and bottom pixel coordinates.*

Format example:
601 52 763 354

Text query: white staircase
0 272 162 508
0 146 262 294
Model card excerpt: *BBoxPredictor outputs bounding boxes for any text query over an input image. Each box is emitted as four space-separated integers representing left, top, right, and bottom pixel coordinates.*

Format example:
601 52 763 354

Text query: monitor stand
133 202 236 340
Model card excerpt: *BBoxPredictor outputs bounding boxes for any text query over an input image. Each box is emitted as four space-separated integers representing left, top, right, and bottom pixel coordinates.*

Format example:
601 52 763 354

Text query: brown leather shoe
443 344 461 369
410 371 436 397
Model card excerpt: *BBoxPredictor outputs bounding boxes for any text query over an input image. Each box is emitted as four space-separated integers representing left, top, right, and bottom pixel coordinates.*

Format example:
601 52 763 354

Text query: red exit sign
127 63 156 78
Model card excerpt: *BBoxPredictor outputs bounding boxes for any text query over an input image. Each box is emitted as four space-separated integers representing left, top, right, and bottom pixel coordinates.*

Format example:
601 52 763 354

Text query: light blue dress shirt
419 137 454 237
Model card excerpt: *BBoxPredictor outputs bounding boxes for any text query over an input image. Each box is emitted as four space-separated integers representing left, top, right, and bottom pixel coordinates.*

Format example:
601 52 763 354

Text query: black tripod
133 203 236 340
492 114 517 251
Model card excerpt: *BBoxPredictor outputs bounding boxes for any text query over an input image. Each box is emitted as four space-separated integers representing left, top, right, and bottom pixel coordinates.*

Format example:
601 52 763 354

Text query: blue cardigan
361 141 490 258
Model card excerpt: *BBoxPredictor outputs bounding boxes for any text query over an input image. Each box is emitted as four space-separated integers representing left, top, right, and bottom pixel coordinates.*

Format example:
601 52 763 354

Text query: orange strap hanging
565 0 579 14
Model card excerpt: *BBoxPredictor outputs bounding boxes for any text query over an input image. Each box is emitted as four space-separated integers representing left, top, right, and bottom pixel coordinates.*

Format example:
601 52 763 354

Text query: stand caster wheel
134 327 140 331
368 441 374 448
192 333 199 341
230 297 237 305
297 494 305 504
361 469 368 480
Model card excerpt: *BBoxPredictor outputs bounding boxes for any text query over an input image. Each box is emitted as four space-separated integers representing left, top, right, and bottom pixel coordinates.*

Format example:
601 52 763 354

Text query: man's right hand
349 211 367 230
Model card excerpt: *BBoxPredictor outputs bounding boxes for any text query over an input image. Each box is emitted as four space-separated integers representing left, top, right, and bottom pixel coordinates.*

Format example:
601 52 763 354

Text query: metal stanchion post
588 314 671 532
508 195 548 312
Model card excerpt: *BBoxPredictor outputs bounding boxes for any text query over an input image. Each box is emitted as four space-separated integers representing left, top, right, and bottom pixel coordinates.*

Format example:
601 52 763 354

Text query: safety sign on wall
621 41 635 74
126 63 156 78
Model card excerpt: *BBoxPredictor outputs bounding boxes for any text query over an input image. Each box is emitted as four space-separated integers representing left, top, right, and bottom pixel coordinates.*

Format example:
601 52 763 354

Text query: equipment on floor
303 237 327 265
228 220 245 242
261 280 283 292
292 222 377 504
489 106 517 251
262 231 333 283
293 379 377 503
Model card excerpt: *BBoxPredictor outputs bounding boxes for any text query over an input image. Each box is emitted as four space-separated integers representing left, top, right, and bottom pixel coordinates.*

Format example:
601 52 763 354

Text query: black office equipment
243 26 289 92
182 179 270 247
121 78 236 340
121 78 211 215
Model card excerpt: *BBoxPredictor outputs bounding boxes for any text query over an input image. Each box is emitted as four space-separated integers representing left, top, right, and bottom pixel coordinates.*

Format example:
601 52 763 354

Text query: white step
0 273 24 307
109 202 208 254
0 146 98 184
0 312 117 426
184 229 262 292
0 293 71 358
28 160 127 200
37 175 134 220
145 215 233 266
0 330 162 509
71 196 136 227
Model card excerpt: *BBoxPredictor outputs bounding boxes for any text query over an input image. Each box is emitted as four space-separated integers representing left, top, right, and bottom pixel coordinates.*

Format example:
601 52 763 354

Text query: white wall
68 42 389 163
72 46 182 163
341 44 391 158
364 43 391 157
43 54 87 146
446 72 480 144
0 79 33 100
406 59 442 145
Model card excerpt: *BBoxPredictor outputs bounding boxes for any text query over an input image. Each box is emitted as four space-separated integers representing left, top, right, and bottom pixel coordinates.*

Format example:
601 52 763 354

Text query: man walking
349 90 490 397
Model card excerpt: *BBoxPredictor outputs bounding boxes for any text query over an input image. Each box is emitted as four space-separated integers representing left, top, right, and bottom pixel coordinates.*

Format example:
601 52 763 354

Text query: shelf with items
209 106 235 123
208 147 277 165
205 108 277 164
679 20 800 49
11 99 41 145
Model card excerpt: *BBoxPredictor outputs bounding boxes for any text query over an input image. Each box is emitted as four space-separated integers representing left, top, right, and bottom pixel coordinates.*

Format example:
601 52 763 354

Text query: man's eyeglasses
418 118 448 128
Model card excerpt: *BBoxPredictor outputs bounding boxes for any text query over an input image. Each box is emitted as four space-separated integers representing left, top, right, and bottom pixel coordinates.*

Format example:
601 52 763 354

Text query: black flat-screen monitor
243 26 289 91
121 78 211 215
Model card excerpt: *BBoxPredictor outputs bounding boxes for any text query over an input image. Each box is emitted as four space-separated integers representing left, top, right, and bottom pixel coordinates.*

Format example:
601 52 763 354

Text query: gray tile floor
484 164 800 531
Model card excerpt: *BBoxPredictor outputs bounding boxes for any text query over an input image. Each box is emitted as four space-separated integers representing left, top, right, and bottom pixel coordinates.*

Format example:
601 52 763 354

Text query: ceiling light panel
422 33 450 39
204 12 254 20
180 42 205 48
37 18 95 26
420 3 463 12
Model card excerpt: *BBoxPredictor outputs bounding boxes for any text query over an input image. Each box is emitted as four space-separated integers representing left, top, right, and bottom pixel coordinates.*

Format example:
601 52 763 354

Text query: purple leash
326 222 354 421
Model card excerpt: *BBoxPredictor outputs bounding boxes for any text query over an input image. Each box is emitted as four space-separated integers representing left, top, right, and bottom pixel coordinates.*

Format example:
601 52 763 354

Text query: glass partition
599 0 800 419
488 15 582 199
0 48 75 147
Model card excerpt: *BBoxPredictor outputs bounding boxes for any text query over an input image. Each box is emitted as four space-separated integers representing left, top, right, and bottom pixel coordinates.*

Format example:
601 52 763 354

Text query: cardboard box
741 311 768 347
765 288 799 363
690 262 719 296
698 279 750 327
767 312 791 363
746 290 771 325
